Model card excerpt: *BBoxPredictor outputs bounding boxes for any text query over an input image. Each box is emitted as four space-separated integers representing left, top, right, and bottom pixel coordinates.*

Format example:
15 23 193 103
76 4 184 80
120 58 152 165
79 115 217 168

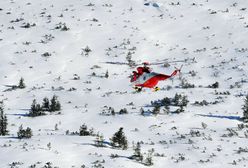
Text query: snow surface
1 0 248 167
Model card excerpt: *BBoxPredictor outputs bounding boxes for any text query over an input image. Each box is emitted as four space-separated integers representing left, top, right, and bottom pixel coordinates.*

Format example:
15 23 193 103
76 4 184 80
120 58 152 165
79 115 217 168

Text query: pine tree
242 95 248 122
181 95 189 106
42 97 50 111
110 127 128 150
105 70 109 78
140 108 145 116
163 105 170 114
95 133 105 147
143 149 154 166
174 93 182 106
29 99 44 117
17 125 32 139
152 105 160 115
18 77 26 89
49 95 61 112
132 142 143 161
0 105 8 136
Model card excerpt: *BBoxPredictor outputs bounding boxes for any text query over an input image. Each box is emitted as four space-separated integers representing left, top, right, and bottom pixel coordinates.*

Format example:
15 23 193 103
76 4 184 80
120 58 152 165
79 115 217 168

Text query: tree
152 105 160 115
140 108 145 116
132 142 143 161
49 95 61 112
242 95 248 122
119 108 128 114
105 70 109 78
0 105 8 136
42 97 50 111
29 99 44 117
174 93 182 106
110 127 128 150
180 95 189 106
162 97 171 106
17 125 32 139
18 77 26 89
163 105 170 114
143 149 154 166
95 133 105 147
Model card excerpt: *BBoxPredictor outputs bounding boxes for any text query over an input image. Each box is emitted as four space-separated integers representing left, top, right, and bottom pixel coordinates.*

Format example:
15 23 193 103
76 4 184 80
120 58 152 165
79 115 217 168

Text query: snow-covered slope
1 0 248 167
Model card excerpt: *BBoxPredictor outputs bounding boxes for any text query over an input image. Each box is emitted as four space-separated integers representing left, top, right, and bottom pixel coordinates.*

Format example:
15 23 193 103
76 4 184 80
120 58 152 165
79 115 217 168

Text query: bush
79 124 92 136
208 82 219 88
119 108 128 114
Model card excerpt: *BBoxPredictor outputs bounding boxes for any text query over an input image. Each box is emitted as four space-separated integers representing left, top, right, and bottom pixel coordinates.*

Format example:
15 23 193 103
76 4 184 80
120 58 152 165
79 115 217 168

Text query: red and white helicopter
130 62 181 92
104 58 193 92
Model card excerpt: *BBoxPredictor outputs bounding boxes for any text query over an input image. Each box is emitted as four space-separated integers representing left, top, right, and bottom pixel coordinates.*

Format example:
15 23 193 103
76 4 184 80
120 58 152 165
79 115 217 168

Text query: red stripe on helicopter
134 70 179 88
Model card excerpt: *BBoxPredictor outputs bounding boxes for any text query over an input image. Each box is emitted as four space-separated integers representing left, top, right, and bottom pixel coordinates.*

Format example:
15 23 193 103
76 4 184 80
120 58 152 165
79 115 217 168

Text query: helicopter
104 58 194 92
130 62 181 92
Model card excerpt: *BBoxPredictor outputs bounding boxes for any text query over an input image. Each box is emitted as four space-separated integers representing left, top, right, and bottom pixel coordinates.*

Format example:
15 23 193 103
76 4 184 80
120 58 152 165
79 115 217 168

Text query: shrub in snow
180 79 195 88
119 108 128 114
208 82 219 88
41 52 51 57
79 124 93 136
82 46 92 56
105 70 109 78
150 93 188 114
17 125 32 139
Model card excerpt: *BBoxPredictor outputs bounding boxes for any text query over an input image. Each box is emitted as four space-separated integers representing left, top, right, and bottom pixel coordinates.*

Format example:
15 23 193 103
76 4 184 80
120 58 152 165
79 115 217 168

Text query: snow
1 0 248 167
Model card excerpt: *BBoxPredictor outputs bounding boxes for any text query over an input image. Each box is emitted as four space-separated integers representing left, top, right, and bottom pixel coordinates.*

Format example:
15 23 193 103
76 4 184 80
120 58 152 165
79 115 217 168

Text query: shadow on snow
197 114 242 121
